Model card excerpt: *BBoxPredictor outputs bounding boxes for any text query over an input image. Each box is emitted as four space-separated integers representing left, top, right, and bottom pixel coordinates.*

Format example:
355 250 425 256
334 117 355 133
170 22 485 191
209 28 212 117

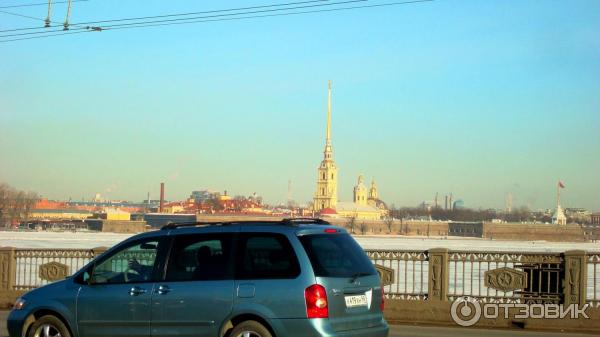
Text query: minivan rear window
299 234 376 278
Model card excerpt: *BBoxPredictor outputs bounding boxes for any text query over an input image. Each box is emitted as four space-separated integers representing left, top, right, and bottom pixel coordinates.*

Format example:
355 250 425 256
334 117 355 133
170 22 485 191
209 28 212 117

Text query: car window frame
234 232 301 280
85 236 169 286
161 232 236 282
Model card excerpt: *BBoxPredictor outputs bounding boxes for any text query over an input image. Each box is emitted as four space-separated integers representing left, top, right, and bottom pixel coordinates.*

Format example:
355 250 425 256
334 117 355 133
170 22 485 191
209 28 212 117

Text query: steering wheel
123 266 133 283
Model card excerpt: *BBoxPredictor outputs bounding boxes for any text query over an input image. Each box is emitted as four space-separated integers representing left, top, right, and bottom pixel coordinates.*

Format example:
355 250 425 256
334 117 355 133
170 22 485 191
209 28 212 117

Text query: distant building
144 213 196 229
448 222 484 238
312 82 387 220
552 205 567 226
313 81 338 212
336 176 387 220
565 207 591 223
99 208 131 221
190 190 214 203
591 213 600 226
29 209 93 220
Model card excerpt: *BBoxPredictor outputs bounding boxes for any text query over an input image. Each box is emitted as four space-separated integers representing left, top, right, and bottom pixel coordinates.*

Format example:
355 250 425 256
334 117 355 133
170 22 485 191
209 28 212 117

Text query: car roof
122 218 347 244
160 217 329 230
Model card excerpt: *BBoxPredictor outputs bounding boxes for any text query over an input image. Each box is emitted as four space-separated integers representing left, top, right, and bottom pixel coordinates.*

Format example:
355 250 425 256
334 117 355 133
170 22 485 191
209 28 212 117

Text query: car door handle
156 285 171 295
129 286 147 296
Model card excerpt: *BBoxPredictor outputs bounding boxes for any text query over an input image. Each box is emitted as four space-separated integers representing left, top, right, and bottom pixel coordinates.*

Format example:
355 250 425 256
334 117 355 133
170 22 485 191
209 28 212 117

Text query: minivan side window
165 234 233 281
91 239 160 284
236 233 300 280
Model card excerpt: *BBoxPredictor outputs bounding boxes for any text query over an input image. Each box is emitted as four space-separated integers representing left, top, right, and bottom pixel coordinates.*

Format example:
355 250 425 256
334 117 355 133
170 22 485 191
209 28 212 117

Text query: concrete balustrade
1 246 599 333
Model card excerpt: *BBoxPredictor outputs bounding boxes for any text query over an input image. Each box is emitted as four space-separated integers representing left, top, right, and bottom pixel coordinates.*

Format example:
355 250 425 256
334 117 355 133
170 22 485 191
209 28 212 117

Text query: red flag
558 181 565 188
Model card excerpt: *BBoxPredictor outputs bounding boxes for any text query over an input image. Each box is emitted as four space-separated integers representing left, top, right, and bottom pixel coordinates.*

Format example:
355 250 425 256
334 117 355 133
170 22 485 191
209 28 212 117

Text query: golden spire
326 80 332 144
323 80 333 160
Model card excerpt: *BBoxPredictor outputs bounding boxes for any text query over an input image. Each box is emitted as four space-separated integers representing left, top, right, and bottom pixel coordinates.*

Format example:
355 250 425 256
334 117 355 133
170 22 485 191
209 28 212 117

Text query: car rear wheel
230 320 273 337
27 315 71 337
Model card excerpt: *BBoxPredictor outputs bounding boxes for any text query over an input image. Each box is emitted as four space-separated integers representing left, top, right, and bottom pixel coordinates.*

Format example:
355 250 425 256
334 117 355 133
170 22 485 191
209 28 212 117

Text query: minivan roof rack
281 218 330 225
161 218 330 230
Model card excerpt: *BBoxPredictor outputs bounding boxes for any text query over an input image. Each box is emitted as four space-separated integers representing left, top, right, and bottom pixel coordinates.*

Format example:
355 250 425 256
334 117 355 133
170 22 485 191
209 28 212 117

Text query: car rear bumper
272 318 389 337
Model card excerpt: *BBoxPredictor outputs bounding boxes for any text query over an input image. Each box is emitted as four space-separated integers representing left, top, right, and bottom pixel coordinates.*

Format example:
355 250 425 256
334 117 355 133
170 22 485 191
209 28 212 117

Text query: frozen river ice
1 230 599 252
2 231 598 301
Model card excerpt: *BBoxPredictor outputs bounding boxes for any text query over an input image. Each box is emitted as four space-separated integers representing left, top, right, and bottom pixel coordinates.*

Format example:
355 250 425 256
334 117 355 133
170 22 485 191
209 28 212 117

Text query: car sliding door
151 232 235 337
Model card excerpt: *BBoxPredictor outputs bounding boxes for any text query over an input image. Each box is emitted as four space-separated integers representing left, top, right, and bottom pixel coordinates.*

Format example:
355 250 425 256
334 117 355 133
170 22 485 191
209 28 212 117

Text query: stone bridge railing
1 246 598 308
368 249 599 307
1 246 600 332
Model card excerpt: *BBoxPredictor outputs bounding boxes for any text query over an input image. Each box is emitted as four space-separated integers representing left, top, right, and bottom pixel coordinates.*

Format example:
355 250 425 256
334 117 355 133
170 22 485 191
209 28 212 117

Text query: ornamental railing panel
12 248 106 290
0 246 597 307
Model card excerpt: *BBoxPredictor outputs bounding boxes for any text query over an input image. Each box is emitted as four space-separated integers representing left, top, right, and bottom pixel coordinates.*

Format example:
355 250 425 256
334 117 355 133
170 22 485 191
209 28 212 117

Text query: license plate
344 294 368 308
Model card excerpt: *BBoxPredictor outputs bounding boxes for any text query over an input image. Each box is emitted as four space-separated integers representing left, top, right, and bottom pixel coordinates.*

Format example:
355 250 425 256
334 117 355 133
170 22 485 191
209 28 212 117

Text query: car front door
151 232 235 337
77 237 165 337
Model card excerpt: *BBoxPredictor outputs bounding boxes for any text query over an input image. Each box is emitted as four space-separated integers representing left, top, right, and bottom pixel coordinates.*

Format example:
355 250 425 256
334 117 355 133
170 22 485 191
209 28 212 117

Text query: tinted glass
236 233 300 279
299 234 376 278
92 239 160 284
165 234 233 281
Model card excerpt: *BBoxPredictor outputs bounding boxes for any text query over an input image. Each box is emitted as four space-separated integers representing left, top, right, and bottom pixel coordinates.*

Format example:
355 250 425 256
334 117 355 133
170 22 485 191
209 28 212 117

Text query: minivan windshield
299 233 376 278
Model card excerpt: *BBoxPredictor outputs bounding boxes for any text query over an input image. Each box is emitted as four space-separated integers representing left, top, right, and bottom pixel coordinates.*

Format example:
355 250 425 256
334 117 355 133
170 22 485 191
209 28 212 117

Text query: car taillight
305 284 329 318
380 285 385 311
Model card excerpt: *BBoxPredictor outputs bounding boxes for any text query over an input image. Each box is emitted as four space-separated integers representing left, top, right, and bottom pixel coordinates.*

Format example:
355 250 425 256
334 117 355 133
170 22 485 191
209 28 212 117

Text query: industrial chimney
159 182 165 213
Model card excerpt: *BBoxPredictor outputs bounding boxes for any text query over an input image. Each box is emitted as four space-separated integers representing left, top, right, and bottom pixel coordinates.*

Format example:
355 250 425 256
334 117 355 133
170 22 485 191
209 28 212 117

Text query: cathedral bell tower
313 81 338 212
353 175 368 206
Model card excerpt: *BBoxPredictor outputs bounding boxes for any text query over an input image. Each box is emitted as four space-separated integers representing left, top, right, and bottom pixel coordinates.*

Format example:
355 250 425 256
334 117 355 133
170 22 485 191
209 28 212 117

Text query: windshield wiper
350 272 372 283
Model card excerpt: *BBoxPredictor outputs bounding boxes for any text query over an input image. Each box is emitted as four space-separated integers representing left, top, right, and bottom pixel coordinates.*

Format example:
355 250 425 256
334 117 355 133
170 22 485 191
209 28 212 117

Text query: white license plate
344 294 368 308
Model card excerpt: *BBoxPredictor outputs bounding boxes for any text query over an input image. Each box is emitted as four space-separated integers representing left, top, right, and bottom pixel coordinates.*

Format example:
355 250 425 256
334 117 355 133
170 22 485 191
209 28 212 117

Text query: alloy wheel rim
236 331 262 337
34 324 62 337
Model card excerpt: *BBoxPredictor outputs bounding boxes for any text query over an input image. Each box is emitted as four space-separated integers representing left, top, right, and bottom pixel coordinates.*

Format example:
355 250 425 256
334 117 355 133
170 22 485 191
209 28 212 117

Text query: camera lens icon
450 296 482 327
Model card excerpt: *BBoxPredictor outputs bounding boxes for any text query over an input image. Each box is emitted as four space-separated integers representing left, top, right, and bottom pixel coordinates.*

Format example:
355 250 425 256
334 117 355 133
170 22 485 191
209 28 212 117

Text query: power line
0 0 361 37
100 0 367 29
0 0 88 9
0 0 331 33
0 9 47 21
105 0 434 31
0 0 435 43
0 28 89 42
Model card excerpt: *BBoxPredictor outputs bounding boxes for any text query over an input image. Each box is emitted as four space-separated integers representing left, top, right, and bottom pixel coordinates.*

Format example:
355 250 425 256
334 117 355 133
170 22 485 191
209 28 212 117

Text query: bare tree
359 222 367 235
384 217 394 234
23 191 39 221
0 183 40 227
346 216 357 234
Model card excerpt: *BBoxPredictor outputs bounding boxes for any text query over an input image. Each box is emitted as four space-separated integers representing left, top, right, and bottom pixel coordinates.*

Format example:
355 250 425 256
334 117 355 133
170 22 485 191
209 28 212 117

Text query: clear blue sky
1 0 599 211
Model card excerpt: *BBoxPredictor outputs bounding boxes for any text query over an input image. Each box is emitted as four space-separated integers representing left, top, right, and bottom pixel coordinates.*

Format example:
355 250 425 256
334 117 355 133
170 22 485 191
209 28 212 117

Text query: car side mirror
83 267 96 285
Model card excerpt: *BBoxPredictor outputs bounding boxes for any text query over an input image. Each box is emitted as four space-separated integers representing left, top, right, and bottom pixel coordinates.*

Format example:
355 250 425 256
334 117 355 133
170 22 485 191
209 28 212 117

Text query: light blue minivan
7 219 389 337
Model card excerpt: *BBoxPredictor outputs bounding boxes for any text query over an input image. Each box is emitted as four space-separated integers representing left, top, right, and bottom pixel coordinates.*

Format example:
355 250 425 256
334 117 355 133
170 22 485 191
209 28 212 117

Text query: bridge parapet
366 248 599 307
0 246 599 319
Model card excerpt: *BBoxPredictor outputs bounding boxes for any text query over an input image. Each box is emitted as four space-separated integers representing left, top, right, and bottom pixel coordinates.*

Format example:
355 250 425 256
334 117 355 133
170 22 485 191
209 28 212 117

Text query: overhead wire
0 0 88 9
0 0 363 37
104 0 434 31
0 8 47 21
0 0 435 43
0 0 331 33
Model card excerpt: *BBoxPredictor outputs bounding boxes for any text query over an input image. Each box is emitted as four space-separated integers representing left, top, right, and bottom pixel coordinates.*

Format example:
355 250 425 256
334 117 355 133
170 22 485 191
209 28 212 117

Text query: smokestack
449 193 453 211
159 182 165 213
445 195 448 210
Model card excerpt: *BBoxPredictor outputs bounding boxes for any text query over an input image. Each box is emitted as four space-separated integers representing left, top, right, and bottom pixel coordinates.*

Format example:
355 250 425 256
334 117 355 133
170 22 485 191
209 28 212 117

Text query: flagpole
557 180 560 209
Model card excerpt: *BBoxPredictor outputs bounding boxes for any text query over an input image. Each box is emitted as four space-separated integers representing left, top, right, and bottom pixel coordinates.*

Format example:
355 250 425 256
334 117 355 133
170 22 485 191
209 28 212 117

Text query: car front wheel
27 315 71 337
